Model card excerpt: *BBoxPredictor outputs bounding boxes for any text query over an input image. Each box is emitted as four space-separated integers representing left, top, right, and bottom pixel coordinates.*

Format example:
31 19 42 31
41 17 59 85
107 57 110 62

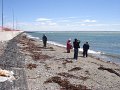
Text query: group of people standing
66 38 90 60
42 34 90 60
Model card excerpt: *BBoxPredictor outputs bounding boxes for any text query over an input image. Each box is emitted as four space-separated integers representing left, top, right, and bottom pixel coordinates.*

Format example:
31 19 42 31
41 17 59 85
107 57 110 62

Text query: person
42 34 47 47
83 42 90 57
66 39 72 53
73 38 80 60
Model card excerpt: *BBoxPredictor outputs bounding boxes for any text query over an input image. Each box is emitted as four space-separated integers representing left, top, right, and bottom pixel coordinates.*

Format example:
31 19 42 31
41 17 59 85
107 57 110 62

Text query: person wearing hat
73 38 80 60
42 34 47 47
66 39 72 53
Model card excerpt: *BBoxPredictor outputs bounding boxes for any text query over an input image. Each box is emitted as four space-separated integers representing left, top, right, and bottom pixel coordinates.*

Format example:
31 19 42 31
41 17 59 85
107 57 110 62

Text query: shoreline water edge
26 31 120 65
0 32 120 90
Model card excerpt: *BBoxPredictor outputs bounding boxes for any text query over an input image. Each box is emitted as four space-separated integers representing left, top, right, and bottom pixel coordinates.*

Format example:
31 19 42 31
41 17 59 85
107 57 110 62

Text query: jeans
74 48 78 60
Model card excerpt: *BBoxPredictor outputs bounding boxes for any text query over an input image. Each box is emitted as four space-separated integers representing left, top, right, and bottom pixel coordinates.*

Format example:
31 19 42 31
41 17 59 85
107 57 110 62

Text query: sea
26 31 120 65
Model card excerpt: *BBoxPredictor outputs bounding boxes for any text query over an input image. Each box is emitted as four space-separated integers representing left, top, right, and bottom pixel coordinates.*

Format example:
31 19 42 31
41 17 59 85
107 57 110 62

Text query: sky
0 0 120 31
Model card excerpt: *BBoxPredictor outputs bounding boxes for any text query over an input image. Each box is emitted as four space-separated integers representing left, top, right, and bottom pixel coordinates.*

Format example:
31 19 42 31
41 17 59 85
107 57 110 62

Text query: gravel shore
0 33 28 90
0 32 120 90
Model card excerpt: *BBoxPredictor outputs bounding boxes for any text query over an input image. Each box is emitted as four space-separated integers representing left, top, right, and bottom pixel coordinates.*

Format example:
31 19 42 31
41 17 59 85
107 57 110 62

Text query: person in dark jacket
83 42 89 57
73 38 80 60
42 34 47 47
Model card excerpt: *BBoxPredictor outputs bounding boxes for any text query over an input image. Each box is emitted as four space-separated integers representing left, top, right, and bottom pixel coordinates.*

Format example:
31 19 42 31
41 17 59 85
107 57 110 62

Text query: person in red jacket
66 39 72 53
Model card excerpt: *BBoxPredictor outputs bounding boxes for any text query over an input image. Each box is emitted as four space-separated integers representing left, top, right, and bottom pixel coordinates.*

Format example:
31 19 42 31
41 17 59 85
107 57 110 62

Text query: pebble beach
0 32 120 90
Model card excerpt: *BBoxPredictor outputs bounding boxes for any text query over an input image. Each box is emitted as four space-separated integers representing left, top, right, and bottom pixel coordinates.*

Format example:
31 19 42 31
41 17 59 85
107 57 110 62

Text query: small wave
26 34 40 40
48 41 102 55
26 33 103 56
88 50 102 54
102 53 120 59
47 41 66 48
78 48 102 55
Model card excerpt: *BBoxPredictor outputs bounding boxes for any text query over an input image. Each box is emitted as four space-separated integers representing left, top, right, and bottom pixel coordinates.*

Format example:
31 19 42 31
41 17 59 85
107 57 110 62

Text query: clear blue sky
0 0 120 31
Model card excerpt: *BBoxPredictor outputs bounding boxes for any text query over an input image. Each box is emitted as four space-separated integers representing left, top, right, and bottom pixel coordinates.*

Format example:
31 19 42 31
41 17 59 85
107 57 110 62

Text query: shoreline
0 32 120 90
27 33 120 66
21 33 120 90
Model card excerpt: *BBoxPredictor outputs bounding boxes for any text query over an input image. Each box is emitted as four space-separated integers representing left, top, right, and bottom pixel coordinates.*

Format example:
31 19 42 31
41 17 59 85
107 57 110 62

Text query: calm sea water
26 31 120 64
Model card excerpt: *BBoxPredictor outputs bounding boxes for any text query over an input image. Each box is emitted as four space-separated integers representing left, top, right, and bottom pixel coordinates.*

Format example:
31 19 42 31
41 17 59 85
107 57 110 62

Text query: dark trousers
74 48 78 60
67 49 70 53
43 41 47 47
83 50 88 57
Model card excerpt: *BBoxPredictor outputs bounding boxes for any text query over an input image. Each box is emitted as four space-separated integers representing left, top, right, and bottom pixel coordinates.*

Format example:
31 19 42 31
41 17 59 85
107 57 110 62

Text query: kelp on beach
18 34 52 61
44 76 91 90
3 32 119 90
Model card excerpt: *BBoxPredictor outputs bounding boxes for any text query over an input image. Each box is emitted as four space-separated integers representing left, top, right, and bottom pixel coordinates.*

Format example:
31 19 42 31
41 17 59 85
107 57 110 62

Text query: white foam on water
26 33 40 40
26 33 102 55
26 32 120 65
88 49 102 54
47 41 66 48
48 40 102 55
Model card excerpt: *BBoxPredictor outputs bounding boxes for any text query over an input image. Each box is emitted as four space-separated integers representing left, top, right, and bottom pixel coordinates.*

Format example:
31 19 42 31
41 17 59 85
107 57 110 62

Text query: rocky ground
0 33 120 90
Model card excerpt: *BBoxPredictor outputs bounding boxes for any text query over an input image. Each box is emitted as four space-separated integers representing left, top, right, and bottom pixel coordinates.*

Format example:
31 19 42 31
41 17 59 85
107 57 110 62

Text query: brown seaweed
58 72 89 81
68 67 82 72
98 66 120 77
44 76 91 90
27 63 37 70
